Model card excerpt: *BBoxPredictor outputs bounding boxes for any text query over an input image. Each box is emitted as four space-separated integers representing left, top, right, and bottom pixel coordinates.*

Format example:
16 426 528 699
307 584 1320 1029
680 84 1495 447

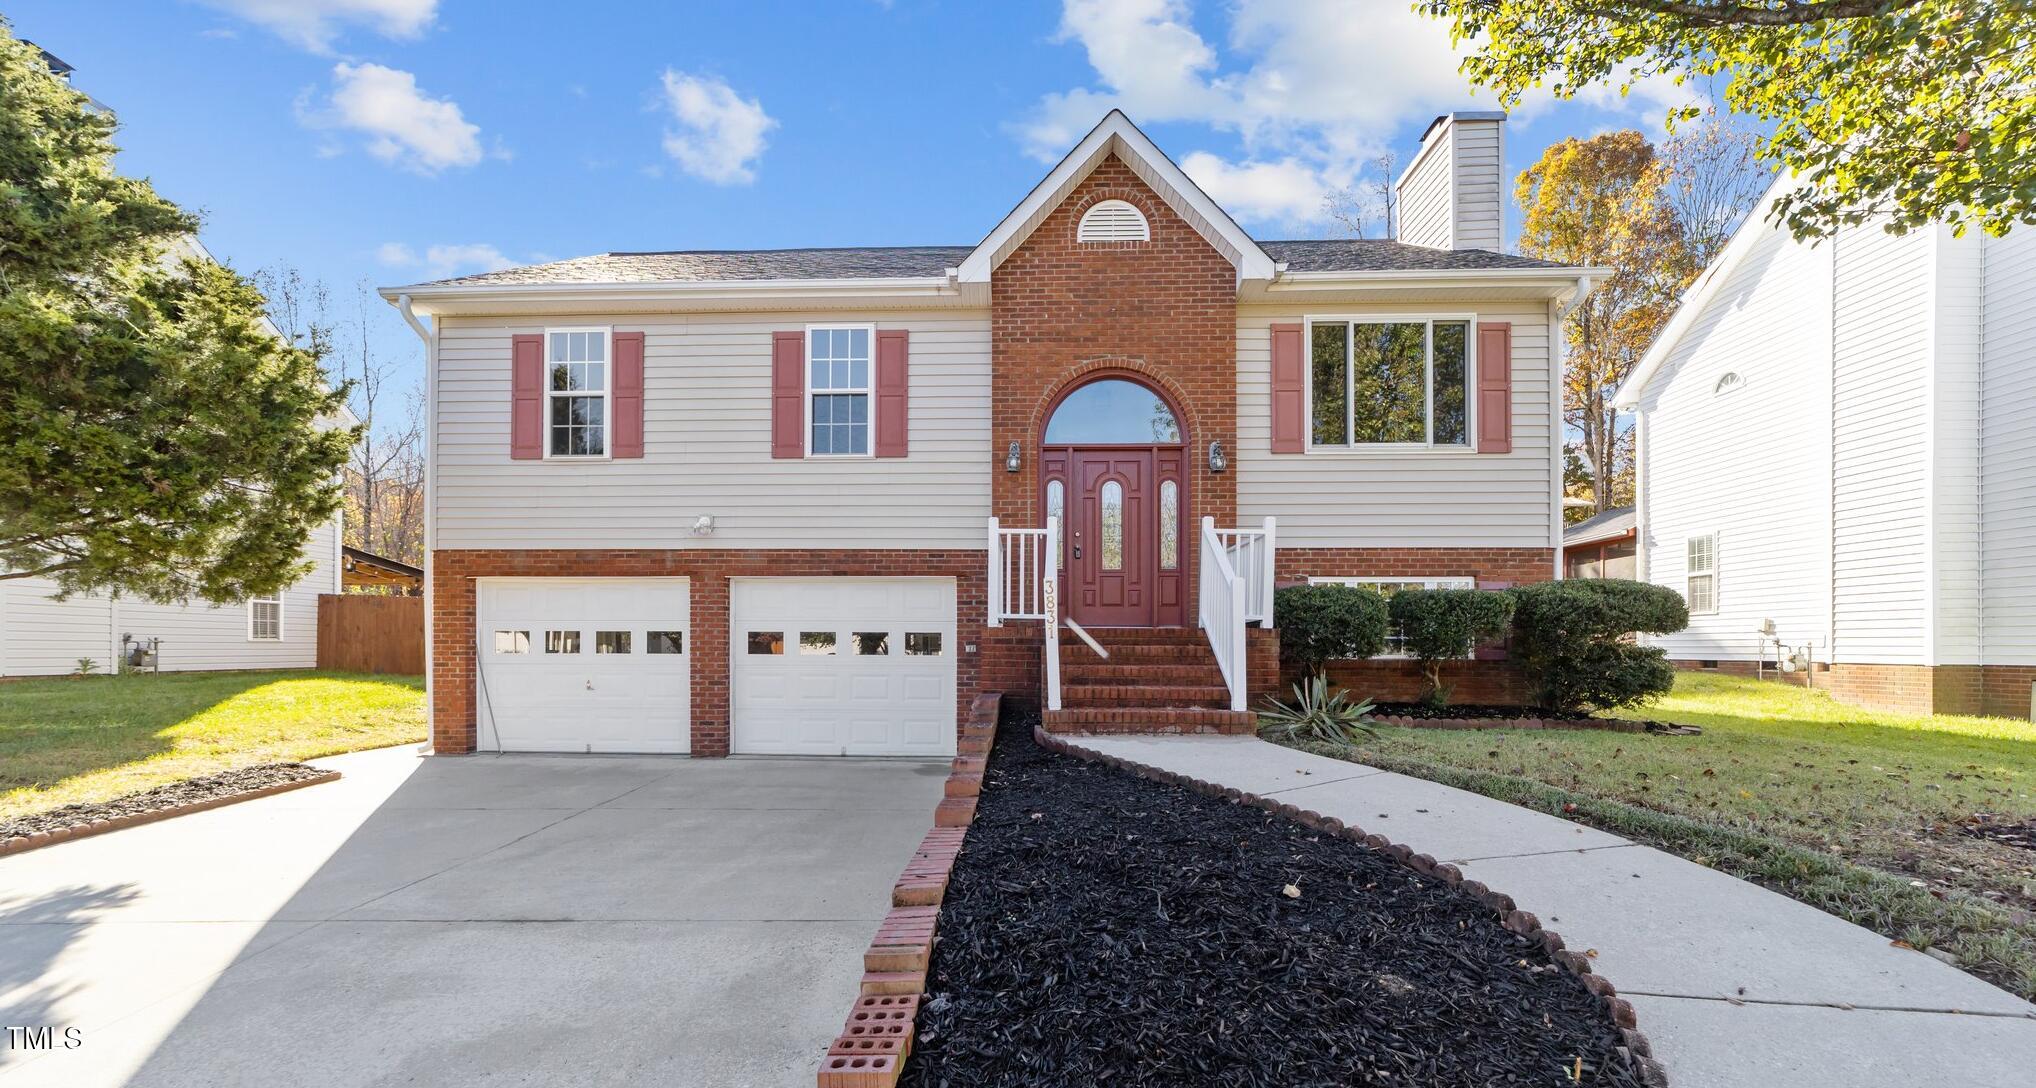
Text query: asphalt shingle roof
416 239 1569 288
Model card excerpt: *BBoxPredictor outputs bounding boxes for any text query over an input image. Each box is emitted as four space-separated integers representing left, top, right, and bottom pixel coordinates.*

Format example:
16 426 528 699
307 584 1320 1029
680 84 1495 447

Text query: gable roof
954 110 1277 284
1613 172 1793 410
1562 505 1636 547
411 239 1565 289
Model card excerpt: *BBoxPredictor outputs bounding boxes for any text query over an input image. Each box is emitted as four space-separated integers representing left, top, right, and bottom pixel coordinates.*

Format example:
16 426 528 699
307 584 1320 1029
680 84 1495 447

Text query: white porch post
1044 514 1062 711
986 516 1002 628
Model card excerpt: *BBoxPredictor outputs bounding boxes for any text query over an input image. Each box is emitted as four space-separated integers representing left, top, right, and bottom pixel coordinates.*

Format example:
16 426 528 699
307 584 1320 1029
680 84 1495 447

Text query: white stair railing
989 515 1064 710
1209 516 1277 624
1199 516 1248 712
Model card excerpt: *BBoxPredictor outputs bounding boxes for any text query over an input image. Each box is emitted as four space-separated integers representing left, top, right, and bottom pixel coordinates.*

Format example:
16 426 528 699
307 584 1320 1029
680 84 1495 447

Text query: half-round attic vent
1714 371 1745 396
1078 199 1150 243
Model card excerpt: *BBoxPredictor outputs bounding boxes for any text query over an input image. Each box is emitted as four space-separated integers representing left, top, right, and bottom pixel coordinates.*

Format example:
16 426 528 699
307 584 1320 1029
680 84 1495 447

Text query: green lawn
0 670 425 822
1281 673 2036 998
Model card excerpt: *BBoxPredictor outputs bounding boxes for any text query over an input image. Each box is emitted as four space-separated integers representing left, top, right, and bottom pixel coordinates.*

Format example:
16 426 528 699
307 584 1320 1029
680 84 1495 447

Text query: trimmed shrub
1388 588 1516 705
1507 579 1689 713
1273 583 1389 677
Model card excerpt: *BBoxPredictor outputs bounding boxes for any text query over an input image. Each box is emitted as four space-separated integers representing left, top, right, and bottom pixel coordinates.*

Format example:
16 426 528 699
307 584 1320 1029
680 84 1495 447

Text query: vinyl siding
1830 221 1934 665
1450 120 1504 253
0 516 336 676
1635 219 1833 661
1236 301 1555 548
1980 227 2036 664
1396 127 1453 250
1931 228 1984 664
433 311 992 550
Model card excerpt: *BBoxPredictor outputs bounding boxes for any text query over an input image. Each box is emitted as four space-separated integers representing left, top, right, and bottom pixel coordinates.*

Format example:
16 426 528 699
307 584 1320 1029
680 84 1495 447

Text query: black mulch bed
900 706 1650 1088
0 763 330 841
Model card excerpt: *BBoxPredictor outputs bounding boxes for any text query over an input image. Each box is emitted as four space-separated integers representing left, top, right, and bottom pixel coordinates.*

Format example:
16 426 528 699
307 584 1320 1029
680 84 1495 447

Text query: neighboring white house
1616 178 2036 717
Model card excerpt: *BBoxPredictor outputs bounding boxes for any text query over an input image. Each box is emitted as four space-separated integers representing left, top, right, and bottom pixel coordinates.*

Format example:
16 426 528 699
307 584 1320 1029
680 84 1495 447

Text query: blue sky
11 1 1703 416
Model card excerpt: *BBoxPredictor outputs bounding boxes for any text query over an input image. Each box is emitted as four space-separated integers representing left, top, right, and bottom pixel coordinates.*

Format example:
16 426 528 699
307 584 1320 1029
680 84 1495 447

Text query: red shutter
611 331 645 458
510 334 544 460
875 329 909 458
1476 322 1513 454
1269 322 1305 453
771 331 805 459
1475 578 1512 660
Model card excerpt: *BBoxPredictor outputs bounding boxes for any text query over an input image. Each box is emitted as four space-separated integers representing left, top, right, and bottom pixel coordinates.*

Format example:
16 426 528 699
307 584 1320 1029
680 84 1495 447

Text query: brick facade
430 549 988 755
990 154 1239 571
1673 660 2033 719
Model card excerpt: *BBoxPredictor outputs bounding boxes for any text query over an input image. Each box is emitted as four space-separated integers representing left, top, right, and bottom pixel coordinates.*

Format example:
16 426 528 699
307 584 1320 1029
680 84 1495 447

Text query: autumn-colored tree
1419 0 2035 240
1518 132 1697 515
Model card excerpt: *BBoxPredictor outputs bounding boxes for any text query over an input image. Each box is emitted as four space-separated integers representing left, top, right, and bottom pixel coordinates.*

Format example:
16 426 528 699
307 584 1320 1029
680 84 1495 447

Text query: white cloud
658 71 777 185
1020 0 1704 229
306 63 483 174
1179 152 1331 227
377 241 516 279
195 0 437 53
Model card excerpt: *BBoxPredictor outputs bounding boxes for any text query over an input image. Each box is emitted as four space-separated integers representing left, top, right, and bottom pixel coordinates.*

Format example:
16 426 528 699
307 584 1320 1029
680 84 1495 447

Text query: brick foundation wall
431 549 988 755
1274 547 1551 704
1674 660 2032 719
990 153 1237 604
1979 666 2036 719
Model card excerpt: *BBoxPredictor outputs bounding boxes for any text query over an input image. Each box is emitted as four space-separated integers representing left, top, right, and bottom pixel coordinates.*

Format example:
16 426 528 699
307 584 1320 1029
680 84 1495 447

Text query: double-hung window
1308 317 1471 447
248 593 283 641
807 325 872 456
1686 535 1718 614
546 328 609 457
1310 576 1475 656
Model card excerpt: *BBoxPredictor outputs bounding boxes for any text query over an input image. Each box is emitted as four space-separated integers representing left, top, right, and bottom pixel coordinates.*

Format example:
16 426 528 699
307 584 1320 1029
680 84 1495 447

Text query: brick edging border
1373 714 1646 733
815 692 999 1088
0 771 344 859
1034 726 1672 1088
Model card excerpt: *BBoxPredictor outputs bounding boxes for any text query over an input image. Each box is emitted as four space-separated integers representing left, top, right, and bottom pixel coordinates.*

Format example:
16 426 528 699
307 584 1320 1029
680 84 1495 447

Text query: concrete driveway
0 745 948 1088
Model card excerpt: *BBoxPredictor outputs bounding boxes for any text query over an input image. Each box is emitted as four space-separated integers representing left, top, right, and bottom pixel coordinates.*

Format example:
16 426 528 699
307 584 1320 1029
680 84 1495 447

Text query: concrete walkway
0 744 947 1088
1073 734 2036 1088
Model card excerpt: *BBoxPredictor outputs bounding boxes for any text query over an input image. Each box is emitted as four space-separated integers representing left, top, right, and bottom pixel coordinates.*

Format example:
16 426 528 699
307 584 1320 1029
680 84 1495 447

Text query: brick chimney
1394 111 1506 252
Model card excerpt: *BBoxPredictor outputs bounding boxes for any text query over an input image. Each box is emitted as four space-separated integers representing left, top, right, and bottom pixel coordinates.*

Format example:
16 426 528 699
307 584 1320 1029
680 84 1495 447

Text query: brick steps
1062 661 1224 684
1060 641 1213 662
1042 706 1256 733
1062 683 1230 708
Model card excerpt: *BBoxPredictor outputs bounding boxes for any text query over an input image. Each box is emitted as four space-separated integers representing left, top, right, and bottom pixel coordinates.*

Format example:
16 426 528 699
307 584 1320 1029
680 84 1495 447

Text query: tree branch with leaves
1420 0 2035 238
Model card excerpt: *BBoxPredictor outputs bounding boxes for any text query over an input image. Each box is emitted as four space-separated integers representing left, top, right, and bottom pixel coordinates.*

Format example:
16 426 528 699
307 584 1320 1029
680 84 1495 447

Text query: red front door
1044 446 1186 627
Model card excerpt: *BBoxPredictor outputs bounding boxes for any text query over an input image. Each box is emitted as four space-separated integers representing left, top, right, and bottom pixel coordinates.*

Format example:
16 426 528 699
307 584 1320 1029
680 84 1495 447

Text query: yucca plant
1256 675 1377 745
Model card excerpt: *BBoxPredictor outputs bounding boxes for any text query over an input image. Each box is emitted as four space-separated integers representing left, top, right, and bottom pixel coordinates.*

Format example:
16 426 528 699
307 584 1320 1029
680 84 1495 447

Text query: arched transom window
1044 379 1181 444
1077 199 1150 243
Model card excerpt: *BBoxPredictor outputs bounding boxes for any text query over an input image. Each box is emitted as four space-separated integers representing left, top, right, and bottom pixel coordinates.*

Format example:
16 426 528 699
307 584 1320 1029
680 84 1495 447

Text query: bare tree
1660 111 1772 270
1323 151 1399 239
257 269 425 569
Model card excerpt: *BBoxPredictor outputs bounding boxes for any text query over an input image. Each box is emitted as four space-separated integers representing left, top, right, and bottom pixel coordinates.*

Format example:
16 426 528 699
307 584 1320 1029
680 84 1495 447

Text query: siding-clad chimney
1394 111 1506 252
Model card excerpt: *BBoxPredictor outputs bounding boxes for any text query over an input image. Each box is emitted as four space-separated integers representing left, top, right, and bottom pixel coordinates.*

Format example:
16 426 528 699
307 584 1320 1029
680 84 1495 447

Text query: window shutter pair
1266 321 1513 454
508 332 645 459
771 329 910 459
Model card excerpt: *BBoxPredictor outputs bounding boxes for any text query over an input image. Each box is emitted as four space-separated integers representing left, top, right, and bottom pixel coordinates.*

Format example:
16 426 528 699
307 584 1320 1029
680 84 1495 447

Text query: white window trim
1685 534 1719 615
803 323 877 459
247 593 284 642
1307 575 1477 658
1302 314 1478 453
542 326 613 461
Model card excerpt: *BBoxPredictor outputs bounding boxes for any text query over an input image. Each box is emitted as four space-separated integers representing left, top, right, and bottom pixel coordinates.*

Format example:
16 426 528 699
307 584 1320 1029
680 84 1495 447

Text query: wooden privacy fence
317 594 425 675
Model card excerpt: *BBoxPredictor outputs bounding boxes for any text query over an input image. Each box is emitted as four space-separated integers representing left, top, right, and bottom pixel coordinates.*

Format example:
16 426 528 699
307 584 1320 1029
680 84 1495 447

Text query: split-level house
382 111 1599 757
1617 178 2036 718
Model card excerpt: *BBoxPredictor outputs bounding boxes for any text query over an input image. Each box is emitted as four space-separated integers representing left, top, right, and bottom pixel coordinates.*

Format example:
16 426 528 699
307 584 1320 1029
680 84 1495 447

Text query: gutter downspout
1552 275 1593 580
394 295 441 753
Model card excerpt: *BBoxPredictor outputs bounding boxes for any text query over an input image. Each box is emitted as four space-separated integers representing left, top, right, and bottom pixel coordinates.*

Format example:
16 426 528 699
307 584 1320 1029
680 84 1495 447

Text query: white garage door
476 578 690 753
731 578 957 757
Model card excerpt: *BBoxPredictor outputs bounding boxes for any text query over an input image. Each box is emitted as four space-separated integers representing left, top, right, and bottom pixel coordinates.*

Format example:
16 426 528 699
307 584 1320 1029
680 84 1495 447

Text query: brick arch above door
998 358 1233 528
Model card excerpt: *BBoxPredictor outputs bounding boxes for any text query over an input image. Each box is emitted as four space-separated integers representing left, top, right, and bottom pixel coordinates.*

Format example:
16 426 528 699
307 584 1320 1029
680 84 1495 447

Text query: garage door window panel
595 631 632 654
853 632 891 655
493 630 530 654
545 630 581 654
905 632 943 656
647 630 685 654
748 631 784 654
800 631 838 655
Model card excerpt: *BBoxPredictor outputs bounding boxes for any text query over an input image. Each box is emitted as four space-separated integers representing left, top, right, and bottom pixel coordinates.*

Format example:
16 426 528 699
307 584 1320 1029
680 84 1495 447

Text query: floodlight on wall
691 514 716 537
